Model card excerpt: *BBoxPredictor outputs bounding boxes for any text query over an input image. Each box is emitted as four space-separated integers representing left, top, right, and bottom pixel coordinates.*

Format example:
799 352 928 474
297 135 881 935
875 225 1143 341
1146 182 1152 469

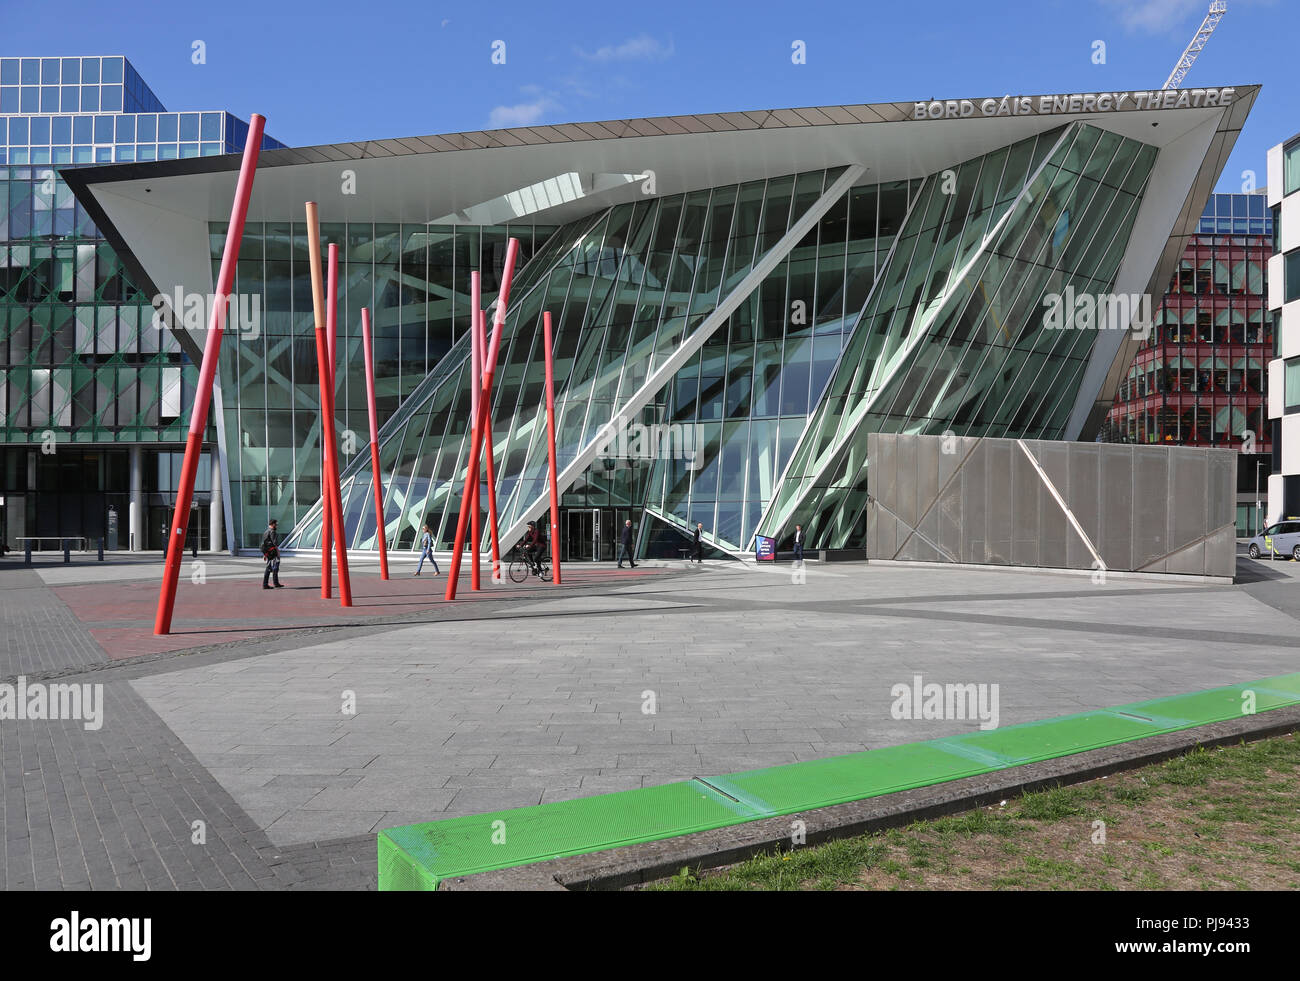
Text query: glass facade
0 54 283 549
278 121 1164 557
641 176 918 550
761 123 1158 549
0 56 164 120
287 167 865 553
213 221 553 547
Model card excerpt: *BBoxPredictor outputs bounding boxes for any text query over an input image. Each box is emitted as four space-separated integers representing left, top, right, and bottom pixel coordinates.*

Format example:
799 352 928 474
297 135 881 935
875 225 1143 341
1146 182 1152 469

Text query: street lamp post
1256 459 1267 536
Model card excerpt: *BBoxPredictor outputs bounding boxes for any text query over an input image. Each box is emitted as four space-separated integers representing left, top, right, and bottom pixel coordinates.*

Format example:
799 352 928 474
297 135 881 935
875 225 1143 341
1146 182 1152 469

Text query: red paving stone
54 562 670 660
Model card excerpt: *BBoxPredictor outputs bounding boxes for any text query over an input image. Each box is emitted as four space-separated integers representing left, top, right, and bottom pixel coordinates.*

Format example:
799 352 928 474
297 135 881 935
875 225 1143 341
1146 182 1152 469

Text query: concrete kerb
866 558 1234 586
437 704 1300 891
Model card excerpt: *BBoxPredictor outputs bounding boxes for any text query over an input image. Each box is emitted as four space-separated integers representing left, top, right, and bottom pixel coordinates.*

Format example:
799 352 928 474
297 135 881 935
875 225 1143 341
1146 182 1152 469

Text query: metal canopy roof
65 86 1258 226
60 85 1259 386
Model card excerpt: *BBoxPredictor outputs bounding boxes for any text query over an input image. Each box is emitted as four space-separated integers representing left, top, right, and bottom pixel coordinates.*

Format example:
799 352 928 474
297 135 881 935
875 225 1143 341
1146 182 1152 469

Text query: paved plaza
2 548 1299 889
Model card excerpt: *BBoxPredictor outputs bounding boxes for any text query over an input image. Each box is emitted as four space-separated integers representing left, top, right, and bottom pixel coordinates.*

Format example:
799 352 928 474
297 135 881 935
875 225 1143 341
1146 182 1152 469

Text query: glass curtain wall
214 221 552 546
641 175 920 549
759 123 1159 549
288 167 850 553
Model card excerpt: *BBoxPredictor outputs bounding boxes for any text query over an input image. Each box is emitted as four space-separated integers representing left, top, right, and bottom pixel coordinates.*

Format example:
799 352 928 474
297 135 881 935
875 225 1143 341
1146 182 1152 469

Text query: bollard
64 540 71 564
24 543 31 567
98 537 104 562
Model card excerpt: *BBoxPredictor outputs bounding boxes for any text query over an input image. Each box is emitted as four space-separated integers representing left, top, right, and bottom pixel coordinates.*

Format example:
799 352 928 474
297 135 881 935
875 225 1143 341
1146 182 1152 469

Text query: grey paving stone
9 554 1300 889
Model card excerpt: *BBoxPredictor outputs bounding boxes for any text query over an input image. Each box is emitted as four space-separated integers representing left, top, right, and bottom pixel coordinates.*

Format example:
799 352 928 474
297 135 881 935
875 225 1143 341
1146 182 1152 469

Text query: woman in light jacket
415 523 440 576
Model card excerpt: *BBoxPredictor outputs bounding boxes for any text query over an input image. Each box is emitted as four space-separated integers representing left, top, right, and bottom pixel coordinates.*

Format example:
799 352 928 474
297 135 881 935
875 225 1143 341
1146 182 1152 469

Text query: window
1286 139 1300 197
1287 249 1300 304
1286 357 1300 414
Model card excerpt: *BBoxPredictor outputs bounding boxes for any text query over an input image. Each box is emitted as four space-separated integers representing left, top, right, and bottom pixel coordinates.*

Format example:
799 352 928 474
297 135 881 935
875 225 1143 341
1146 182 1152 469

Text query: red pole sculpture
325 243 353 605
361 307 388 580
306 212 352 607
480 309 502 581
154 113 265 635
543 311 562 585
446 239 520 600
470 272 482 591
323 249 343 586
319 242 338 596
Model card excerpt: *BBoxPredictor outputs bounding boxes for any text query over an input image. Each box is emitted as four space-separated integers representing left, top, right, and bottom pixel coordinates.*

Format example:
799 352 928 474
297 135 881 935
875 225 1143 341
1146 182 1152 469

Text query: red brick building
1105 191 1273 534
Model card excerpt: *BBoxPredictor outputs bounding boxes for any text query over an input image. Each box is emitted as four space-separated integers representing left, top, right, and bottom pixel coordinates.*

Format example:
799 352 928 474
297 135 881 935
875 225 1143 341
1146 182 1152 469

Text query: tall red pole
319 241 338 595
306 212 352 607
325 250 342 582
470 273 482 591
480 309 502 581
543 311 562 585
446 239 520 600
306 207 330 594
361 307 388 579
154 113 264 635
326 244 352 605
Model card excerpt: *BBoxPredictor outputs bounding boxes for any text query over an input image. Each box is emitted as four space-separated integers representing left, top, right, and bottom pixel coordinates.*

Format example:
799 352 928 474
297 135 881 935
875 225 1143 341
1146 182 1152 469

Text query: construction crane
1163 1 1227 90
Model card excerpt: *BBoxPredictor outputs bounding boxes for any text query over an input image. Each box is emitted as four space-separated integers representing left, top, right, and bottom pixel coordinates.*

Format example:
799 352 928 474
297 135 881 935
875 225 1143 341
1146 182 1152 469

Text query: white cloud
488 96 559 129
1098 0 1209 33
1097 0 1277 34
577 34 674 62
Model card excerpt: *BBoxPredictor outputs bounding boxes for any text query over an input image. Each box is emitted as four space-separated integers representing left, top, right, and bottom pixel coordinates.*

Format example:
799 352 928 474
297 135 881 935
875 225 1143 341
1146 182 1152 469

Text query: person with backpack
415 522 440 576
261 519 283 589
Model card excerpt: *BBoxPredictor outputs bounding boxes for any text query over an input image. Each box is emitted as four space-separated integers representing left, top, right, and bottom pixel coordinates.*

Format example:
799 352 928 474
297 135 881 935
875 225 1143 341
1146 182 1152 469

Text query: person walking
261 518 283 589
415 522 440 576
617 519 637 569
792 524 805 564
693 522 704 564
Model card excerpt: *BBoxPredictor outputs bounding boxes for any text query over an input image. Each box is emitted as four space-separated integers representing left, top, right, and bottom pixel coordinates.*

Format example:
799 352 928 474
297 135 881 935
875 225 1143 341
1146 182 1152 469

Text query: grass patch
643 731 1300 891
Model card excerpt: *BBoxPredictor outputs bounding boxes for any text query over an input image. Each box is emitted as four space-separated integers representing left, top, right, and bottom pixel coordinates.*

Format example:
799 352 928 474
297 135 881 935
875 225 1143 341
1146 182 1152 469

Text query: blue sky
4 0 1296 191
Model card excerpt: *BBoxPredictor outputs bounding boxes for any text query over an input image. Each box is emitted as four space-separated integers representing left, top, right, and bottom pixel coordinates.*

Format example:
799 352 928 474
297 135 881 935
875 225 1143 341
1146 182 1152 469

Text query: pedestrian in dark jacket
693 522 704 564
261 519 283 589
617 519 637 568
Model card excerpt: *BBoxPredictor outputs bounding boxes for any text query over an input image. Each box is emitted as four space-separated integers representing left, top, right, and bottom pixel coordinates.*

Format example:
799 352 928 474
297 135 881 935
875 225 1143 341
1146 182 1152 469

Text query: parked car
1246 520 1300 560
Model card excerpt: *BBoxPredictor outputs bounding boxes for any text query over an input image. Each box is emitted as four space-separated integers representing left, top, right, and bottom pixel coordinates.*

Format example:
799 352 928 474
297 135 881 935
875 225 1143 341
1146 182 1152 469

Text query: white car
1246 520 1300 561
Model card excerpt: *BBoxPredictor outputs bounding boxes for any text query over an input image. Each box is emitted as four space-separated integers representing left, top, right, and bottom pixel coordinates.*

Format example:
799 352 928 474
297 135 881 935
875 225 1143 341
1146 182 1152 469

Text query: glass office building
0 55 283 551
66 84 1260 558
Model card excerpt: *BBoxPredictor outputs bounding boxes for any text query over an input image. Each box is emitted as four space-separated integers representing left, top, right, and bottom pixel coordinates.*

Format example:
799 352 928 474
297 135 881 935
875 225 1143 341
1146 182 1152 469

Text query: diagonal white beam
752 125 1078 547
496 164 866 551
1015 439 1105 570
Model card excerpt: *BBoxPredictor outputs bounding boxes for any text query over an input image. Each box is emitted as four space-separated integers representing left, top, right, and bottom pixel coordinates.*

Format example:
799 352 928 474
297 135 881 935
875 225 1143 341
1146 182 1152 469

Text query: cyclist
521 521 543 576
533 522 549 576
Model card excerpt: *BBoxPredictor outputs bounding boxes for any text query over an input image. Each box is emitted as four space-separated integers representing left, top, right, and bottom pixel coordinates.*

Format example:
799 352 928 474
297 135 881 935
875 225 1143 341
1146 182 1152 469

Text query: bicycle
508 543 552 583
